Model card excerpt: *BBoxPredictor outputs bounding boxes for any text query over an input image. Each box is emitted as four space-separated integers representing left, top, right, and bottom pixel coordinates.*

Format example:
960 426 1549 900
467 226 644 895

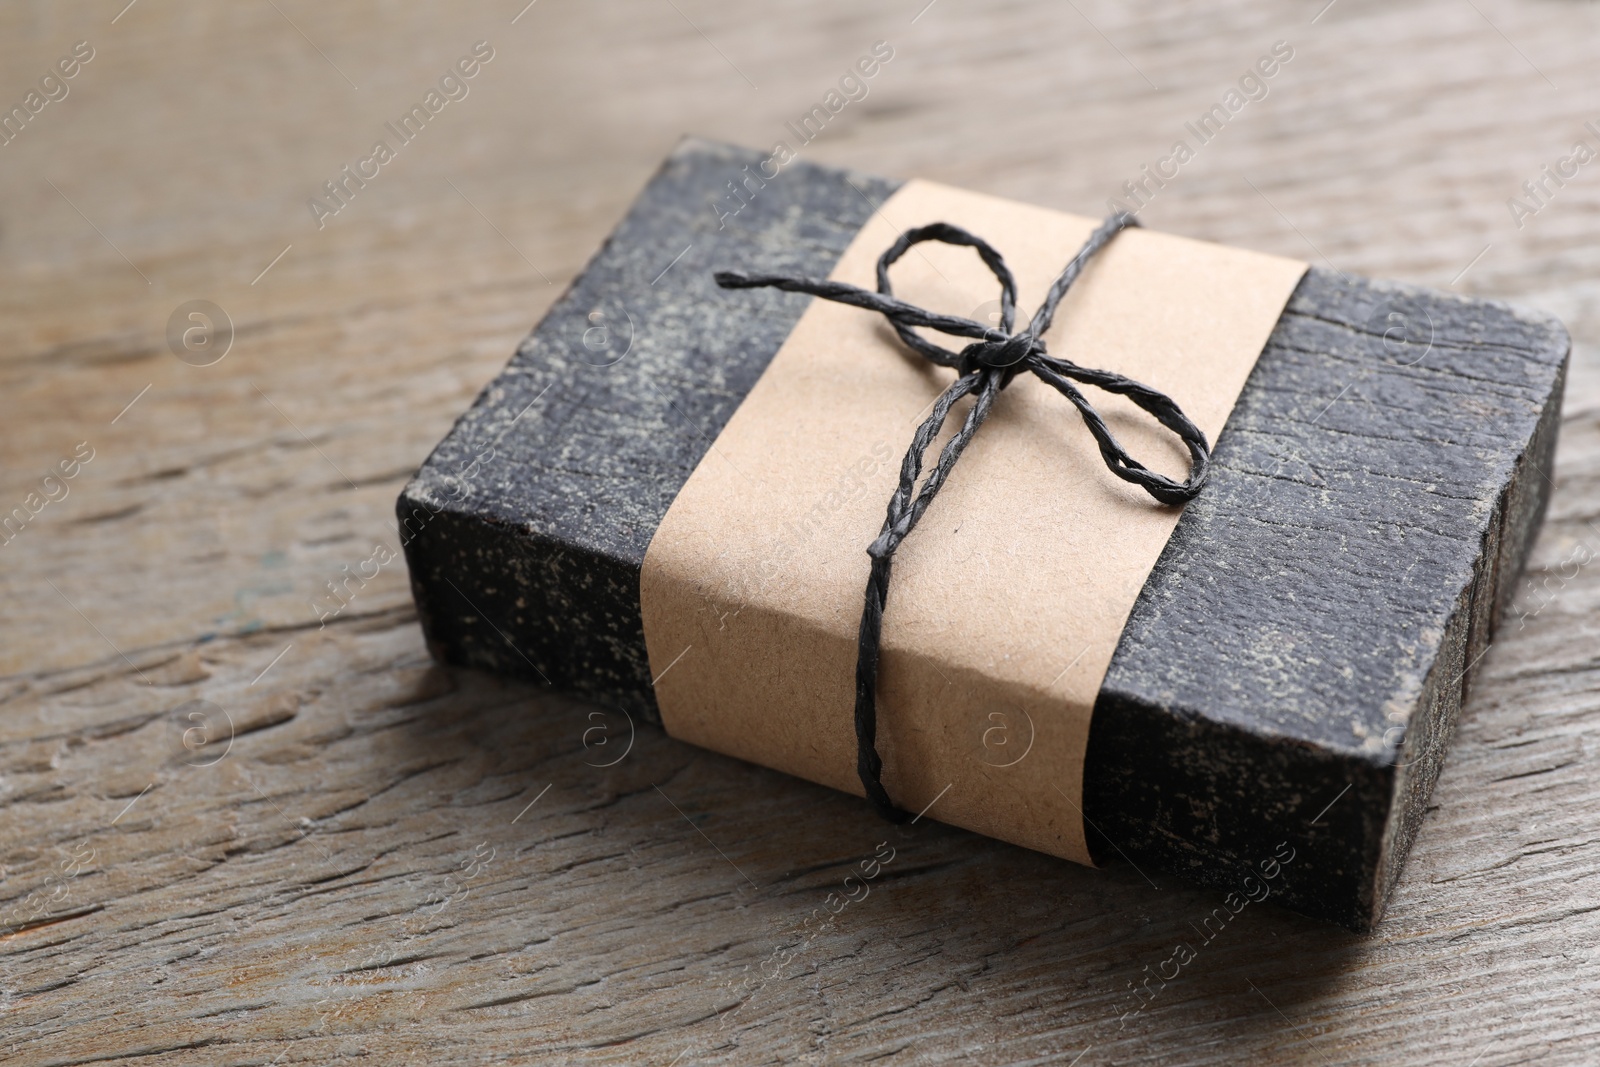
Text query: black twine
714 212 1211 823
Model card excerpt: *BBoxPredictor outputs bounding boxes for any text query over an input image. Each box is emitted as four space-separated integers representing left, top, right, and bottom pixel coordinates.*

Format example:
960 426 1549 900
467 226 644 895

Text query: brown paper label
640 179 1306 864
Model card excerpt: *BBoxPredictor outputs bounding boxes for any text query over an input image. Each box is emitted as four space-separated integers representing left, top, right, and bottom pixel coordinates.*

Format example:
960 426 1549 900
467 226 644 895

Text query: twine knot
958 331 1037 381
714 211 1212 823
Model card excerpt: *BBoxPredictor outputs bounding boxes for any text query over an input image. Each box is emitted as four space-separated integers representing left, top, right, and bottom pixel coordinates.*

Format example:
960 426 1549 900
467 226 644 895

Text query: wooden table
3 2 1598 1063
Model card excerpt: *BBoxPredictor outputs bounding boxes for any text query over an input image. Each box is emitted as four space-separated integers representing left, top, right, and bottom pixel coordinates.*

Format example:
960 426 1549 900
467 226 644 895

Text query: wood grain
4 1 1600 1064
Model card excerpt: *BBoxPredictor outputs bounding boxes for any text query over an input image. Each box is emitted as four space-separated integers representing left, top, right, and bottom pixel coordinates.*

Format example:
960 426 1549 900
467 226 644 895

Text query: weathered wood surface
4 2 1600 1064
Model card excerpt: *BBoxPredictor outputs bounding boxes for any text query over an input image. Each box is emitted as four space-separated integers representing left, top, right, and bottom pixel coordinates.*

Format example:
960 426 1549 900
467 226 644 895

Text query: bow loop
714 212 1211 823
874 222 1019 367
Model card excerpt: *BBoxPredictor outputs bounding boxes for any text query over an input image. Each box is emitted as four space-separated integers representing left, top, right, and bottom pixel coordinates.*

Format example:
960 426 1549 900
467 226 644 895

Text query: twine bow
714 212 1210 822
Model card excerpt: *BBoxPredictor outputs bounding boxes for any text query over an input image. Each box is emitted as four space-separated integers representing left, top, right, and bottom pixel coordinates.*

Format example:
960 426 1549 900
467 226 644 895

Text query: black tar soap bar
398 139 1568 930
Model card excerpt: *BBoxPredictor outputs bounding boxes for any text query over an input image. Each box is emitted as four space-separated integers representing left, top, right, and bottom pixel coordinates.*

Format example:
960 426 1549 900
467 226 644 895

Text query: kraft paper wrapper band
640 180 1307 865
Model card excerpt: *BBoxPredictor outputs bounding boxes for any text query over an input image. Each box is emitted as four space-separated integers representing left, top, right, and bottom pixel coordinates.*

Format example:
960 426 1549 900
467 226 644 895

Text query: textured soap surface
398 138 1568 930
1085 268 1566 929
399 141 898 707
